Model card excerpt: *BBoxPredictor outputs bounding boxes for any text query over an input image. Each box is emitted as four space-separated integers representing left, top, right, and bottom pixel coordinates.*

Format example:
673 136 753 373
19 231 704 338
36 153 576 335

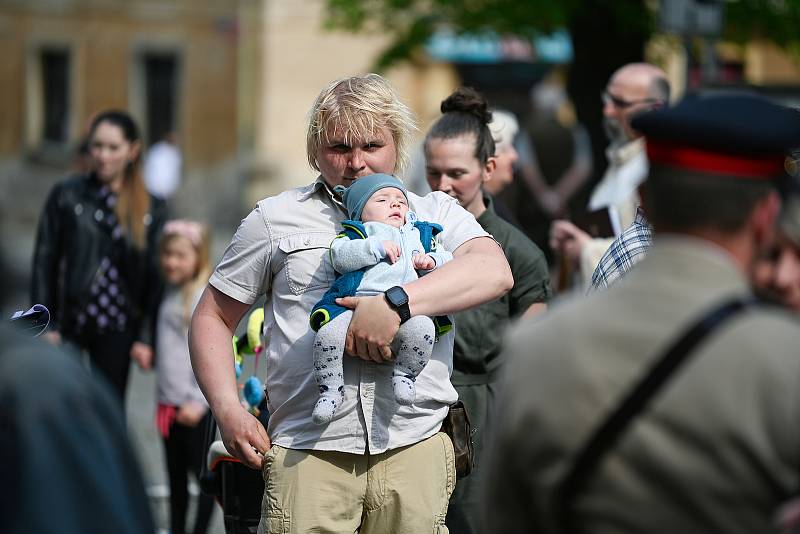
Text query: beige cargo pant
258 432 456 534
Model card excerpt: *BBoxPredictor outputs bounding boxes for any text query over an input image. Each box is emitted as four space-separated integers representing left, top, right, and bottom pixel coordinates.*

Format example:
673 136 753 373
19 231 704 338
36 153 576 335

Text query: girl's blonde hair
306 73 417 177
89 111 150 249
159 220 212 327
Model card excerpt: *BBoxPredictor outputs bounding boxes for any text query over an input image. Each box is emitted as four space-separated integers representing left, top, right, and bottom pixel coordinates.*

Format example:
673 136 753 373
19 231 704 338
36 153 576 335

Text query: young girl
155 219 215 534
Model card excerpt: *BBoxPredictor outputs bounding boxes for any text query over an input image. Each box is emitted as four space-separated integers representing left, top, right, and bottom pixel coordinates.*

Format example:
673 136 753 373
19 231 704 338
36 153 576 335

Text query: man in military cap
484 93 800 533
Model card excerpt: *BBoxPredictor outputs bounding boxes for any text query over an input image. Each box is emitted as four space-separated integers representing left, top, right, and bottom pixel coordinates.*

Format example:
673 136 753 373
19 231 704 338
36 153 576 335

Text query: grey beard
604 117 630 147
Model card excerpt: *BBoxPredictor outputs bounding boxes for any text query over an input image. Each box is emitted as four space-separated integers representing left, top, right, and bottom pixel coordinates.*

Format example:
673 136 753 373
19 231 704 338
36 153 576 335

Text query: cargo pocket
260 446 290 534
279 232 336 295
434 432 457 532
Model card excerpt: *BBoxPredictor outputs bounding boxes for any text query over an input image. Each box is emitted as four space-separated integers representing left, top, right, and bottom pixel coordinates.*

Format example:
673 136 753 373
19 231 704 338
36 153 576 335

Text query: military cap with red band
632 93 800 180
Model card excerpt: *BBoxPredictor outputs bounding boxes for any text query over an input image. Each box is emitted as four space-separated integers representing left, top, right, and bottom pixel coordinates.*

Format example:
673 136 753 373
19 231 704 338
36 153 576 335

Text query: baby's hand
412 253 436 271
382 240 402 263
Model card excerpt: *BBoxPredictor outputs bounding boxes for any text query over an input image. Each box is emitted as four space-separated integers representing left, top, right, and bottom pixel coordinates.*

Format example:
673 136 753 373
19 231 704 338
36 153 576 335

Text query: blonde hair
159 220 212 327
489 109 519 153
306 73 417 176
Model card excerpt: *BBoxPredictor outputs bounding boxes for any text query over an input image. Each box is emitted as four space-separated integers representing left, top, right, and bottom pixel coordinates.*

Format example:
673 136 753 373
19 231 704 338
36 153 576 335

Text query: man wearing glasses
550 63 669 289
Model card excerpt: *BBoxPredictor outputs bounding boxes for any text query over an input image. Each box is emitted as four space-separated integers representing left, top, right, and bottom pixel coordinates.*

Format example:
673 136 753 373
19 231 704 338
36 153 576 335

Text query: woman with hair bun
32 110 166 401
425 87 552 534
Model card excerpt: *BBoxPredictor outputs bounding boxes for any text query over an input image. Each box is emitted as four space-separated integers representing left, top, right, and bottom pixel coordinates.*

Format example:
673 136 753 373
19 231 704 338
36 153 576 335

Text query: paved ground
126 363 228 534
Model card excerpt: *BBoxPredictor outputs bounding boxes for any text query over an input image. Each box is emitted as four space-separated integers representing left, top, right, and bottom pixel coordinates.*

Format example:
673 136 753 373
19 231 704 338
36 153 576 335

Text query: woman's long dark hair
89 110 150 249
424 87 495 165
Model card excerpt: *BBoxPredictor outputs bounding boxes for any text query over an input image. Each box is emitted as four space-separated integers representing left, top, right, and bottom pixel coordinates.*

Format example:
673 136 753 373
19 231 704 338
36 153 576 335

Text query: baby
309 173 453 424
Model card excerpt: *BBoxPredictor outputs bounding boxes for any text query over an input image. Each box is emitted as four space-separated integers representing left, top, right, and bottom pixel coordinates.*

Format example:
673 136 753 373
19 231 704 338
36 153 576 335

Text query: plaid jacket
590 207 652 292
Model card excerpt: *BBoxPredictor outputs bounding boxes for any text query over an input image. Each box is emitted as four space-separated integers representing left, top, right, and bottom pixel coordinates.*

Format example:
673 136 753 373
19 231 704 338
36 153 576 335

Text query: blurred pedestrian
504 80 592 264
143 130 182 201
550 63 669 289
2 248 156 534
152 220 215 534
753 188 800 311
484 109 520 196
189 74 512 534
424 86 551 534
31 110 166 401
483 109 523 224
485 93 800 533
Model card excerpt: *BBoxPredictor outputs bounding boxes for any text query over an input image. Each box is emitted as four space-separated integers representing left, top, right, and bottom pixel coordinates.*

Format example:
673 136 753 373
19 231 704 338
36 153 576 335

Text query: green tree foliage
323 0 653 202
324 0 800 71
323 0 800 206
323 0 651 70
725 0 800 58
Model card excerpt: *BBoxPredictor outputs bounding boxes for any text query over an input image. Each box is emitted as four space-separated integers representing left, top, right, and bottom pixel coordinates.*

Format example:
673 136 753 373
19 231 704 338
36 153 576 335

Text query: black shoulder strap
555 297 753 532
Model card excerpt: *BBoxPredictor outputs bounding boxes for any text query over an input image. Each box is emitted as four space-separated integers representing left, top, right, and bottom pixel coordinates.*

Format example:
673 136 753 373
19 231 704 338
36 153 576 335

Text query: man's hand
412 253 436 271
382 241 401 263
216 403 271 470
130 341 154 370
336 294 400 363
549 220 591 265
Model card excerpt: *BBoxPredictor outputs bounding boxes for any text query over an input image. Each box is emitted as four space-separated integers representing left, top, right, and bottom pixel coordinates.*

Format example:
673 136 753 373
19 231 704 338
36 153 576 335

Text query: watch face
386 286 408 306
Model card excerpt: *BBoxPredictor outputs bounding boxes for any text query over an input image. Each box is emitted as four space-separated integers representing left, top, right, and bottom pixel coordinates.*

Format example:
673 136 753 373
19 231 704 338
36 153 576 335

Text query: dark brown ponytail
425 87 496 165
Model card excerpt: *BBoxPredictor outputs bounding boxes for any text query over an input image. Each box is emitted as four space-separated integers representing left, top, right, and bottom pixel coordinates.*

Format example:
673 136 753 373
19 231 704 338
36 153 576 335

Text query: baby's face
361 187 408 228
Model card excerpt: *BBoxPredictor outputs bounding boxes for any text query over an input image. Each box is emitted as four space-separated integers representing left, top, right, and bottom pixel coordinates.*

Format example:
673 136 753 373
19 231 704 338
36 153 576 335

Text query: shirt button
361 389 369 398
304 237 310 246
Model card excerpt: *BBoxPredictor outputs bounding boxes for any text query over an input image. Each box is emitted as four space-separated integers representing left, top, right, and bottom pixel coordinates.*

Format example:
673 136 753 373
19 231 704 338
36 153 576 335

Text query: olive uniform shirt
487 237 800 534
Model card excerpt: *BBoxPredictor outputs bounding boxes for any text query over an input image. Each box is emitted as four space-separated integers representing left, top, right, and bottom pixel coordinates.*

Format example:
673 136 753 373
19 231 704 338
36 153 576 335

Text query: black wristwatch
384 286 411 324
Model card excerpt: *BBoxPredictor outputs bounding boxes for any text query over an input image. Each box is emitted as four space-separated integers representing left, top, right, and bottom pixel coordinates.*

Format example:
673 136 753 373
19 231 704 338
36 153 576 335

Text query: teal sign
425 29 573 64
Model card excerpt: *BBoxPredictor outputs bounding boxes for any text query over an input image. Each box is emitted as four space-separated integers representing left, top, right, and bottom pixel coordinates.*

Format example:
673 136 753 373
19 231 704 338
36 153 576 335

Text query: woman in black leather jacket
31 110 166 400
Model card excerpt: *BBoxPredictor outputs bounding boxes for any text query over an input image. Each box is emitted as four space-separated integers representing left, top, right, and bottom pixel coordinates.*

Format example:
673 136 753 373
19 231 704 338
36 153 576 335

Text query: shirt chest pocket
278 233 336 295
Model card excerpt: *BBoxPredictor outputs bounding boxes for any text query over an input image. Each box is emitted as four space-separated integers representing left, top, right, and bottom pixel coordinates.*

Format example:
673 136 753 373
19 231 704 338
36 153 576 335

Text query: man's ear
751 190 781 246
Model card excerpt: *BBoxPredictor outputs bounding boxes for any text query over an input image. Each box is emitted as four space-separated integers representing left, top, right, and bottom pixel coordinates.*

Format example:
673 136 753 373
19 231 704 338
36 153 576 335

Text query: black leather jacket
31 174 166 345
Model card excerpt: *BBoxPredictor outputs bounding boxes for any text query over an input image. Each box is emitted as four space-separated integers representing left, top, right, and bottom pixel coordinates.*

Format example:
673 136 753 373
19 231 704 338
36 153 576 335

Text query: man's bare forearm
189 285 250 418
405 236 513 317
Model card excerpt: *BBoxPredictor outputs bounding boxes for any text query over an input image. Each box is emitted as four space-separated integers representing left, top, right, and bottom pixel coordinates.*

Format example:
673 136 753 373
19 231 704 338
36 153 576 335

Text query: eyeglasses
602 91 658 109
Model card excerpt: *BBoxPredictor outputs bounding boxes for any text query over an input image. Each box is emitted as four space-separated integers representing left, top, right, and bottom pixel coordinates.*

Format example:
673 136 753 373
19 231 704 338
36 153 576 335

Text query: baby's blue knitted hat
333 173 408 221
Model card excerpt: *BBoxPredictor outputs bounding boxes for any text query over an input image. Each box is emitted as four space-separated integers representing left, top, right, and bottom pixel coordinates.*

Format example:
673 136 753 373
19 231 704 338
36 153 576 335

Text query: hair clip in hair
163 219 204 247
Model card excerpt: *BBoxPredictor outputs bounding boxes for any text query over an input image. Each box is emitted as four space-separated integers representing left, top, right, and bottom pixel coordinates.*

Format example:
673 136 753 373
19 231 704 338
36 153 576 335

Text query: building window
143 52 178 143
40 48 70 144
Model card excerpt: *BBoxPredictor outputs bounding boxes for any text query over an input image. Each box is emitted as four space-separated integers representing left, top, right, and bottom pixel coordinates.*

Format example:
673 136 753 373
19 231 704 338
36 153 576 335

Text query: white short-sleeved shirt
210 178 489 454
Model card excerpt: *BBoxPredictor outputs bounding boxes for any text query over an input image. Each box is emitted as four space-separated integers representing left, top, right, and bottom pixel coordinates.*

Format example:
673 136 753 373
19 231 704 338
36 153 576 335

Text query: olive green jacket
487 237 800 534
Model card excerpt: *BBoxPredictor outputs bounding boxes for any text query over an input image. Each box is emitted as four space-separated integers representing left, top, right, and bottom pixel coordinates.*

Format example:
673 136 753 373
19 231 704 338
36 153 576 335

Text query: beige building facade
247 1 458 204
0 0 248 230
3 1 800 231
0 0 460 232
